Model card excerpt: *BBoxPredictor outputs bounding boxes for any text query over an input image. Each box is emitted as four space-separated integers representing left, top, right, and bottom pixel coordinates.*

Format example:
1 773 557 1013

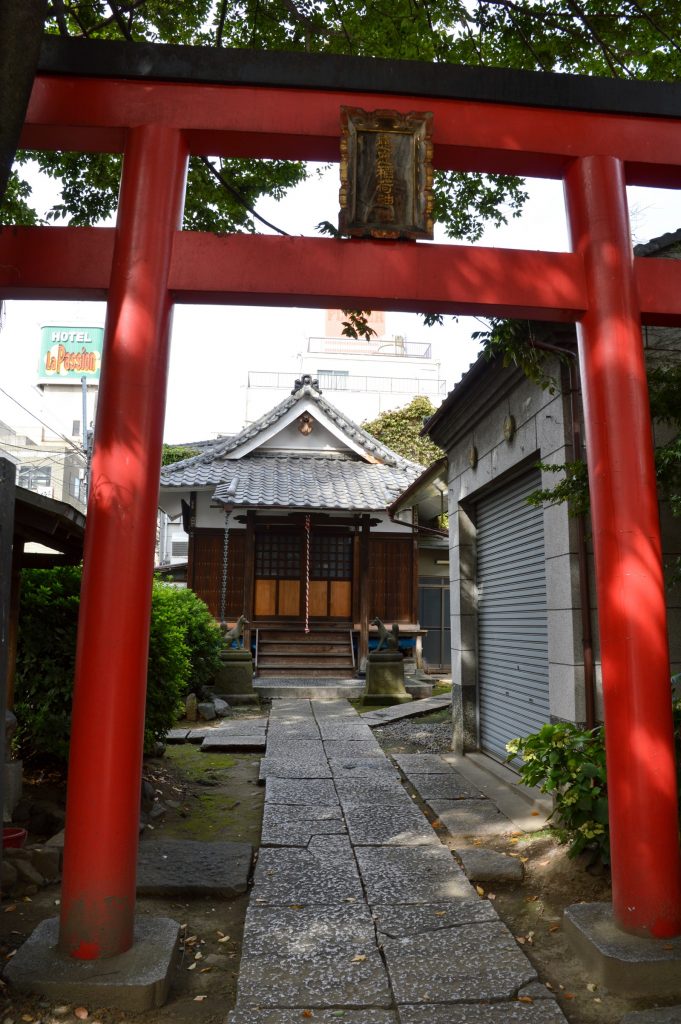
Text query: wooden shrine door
253 528 353 620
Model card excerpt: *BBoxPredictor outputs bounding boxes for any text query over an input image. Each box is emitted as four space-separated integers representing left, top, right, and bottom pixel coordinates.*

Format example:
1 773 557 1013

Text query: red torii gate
3 37 681 957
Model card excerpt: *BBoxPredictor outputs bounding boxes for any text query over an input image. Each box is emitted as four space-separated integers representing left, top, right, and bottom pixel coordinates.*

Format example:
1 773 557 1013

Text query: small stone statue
221 614 248 649
371 617 400 653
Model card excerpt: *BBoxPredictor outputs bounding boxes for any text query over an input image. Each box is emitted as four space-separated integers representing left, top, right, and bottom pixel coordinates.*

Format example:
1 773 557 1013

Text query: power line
0 385 84 455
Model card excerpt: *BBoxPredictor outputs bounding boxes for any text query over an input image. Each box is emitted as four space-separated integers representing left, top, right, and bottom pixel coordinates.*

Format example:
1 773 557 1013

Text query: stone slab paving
334 776 415 806
136 839 252 897
229 698 566 1023
259 753 332 781
383 921 537 1003
373 900 498 937
202 733 266 752
399 1004 568 1023
329 756 400 778
252 837 364 905
355 845 476 905
430 798 516 836
361 694 452 728
266 777 339 805
322 738 383 756
234 905 391 1009
343 803 440 848
402 772 484 801
228 1011 398 1024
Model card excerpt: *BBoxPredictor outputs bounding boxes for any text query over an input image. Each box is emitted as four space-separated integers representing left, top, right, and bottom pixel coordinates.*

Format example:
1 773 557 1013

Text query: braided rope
304 514 311 634
219 509 231 623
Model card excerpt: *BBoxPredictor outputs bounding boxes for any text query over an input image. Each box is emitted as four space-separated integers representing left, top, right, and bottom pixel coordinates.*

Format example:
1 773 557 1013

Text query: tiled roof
211 454 421 510
160 381 421 488
633 228 681 257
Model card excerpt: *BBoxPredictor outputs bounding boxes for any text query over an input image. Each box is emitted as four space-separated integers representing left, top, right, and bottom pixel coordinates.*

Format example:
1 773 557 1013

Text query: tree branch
199 157 290 236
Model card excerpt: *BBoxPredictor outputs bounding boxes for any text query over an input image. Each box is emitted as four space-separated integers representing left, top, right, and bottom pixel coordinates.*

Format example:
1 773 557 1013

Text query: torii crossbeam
2 37 680 960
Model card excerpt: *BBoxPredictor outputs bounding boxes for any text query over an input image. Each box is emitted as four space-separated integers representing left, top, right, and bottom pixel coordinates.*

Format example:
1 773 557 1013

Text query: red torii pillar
58 123 187 958
565 156 681 936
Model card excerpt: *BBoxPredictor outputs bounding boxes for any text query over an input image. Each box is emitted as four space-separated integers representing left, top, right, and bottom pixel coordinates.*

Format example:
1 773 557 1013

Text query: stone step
257 667 357 679
258 642 350 655
258 629 351 642
254 679 364 698
258 652 353 665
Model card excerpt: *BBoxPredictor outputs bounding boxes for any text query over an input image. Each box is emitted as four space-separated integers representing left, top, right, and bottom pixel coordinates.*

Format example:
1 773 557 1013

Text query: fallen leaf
199 967 212 974
515 936 527 944
52 1007 70 1016
548 925 560 933
586 983 597 992
475 886 485 897
194 951 203 960
593 997 602 1003
3 906 16 913
187 962 197 971
432 820 444 829
517 996 533 1004
434 911 446 917
487 893 496 901
562 993 575 1000
22 1015 34 1022
194 995 207 1002
520 857 529 863
525 895 539 902
289 904 304 910
218 935 230 943
216 930 225 938
351 954 366 963
531 810 540 816
74 1009 89 1021
302 1012 314 1019
22 897 32 903
508 837 519 844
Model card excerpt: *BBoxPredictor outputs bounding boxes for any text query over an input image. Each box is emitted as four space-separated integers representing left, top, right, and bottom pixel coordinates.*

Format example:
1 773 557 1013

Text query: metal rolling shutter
476 470 550 760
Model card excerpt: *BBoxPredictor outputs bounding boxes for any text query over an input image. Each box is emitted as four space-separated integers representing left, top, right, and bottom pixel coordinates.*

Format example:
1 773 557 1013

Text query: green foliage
161 443 200 466
507 722 610 864
13 566 83 764
13 0 679 238
526 461 590 518
13 568 224 763
472 318 561 393
361 396 444 467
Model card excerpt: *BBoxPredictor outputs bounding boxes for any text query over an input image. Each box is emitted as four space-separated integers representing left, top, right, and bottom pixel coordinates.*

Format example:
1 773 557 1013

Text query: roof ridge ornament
292 373 321 395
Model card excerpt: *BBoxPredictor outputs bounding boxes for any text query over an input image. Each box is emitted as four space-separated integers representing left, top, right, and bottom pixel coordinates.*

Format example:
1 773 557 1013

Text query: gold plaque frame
339 107 434 240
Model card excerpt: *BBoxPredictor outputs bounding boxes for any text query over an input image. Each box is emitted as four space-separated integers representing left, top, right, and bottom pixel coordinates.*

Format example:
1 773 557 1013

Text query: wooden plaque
339 107 434 240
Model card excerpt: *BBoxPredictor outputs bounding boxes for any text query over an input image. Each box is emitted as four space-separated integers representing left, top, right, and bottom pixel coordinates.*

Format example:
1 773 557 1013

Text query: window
72 419 81 437
317 369 349 390
18 466 51 490
310 534 352 579
172 540 189 557
255 533 302 578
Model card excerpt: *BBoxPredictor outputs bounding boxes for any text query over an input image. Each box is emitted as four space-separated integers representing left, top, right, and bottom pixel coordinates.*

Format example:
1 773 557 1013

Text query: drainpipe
530 339 596 730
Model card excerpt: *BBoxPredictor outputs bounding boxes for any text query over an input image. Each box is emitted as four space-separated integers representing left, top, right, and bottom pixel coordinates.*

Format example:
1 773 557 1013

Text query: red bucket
3 826 27 849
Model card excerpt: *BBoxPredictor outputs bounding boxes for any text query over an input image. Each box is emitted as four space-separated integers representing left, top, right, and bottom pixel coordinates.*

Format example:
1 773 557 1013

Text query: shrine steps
255 626 356 679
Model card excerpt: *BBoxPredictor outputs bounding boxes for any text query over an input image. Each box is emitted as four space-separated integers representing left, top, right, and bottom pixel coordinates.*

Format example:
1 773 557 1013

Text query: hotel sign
39 326 104 383
339 107 434 240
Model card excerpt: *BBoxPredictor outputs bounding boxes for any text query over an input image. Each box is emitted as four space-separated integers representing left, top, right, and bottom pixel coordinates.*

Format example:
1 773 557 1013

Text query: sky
2 164 681 444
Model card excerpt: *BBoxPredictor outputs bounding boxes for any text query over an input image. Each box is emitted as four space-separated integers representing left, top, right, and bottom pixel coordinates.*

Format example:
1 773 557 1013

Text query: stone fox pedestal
214 650 258 705
362 652 413 707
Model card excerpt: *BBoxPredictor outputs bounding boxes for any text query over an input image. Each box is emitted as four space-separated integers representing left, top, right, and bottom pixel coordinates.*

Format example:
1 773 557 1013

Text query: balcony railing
248 371 446 396
307 337 432 359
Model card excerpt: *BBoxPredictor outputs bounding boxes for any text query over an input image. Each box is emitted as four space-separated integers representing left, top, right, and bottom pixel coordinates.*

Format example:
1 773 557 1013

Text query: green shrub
509 698 681 868
13 566 82 765
506 722 610 865
14 568 224 763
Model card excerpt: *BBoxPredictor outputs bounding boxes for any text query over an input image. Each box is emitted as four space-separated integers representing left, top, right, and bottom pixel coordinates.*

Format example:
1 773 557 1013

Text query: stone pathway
227 698 568 1023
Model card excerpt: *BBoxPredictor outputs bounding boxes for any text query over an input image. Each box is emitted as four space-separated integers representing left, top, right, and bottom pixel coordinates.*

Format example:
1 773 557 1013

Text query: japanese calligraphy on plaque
339 107 434 240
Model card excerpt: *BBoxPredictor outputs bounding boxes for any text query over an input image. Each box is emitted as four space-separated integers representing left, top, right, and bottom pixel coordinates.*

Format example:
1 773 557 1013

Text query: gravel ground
373 716 453 753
